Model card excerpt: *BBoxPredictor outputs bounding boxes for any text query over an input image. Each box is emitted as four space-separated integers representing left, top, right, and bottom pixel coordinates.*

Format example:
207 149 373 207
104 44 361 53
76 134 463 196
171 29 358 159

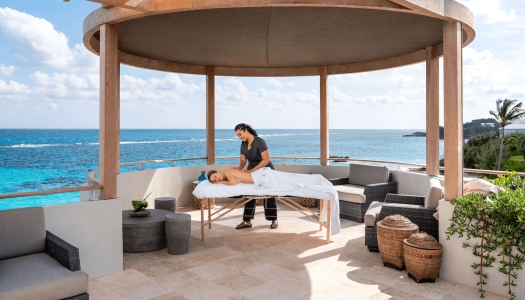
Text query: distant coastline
402 132 426 137
402 118 500 140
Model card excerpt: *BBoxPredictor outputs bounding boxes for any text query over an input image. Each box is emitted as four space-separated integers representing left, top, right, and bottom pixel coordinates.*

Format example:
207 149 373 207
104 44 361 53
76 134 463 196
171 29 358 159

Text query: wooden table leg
319 199 324 231
326 200 331 244
208 198 211 229
201 201 205 242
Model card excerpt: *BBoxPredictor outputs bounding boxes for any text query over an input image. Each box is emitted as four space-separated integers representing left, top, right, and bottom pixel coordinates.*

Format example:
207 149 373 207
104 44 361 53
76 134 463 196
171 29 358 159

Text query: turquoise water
0 129 443 210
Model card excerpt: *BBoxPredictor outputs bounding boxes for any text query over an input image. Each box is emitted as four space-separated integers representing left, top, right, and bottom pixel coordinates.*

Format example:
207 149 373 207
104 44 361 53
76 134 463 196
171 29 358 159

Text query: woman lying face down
207 168 254 185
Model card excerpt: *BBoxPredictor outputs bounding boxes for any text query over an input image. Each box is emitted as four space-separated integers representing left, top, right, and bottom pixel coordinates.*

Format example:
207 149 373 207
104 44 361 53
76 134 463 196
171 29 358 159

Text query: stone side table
122 209 172 253
165 213 191 255
155 197 176 212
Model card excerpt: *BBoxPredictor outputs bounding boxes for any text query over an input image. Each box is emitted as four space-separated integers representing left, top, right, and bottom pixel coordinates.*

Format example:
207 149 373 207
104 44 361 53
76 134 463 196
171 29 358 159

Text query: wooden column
443 21 463 200
426 45 440 176
206 66 215 165
99 23 120 200
320 66 329 166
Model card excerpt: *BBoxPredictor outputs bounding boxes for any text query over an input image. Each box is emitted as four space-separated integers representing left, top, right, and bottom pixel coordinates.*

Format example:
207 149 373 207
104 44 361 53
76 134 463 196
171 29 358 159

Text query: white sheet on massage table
192 168 341 235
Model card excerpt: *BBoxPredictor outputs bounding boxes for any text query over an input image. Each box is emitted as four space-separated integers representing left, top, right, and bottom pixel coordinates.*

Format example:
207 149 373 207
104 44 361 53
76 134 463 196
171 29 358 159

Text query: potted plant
129 191 153 217
446 172 525 299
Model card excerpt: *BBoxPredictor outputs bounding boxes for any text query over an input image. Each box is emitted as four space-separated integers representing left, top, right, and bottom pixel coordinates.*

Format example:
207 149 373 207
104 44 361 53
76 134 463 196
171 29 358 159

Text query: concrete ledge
43 198 123 279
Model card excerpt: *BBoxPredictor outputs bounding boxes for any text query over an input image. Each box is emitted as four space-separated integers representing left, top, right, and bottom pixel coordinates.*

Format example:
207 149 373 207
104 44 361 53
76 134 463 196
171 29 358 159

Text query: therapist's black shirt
240 136 275 170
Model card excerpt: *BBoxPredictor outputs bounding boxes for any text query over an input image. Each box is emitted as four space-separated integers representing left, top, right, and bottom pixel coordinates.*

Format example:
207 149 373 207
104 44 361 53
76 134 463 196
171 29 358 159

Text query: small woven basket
403 232 443 283
301 198 319 207
192 182 215 209
256 198 264 205
377 214 419 270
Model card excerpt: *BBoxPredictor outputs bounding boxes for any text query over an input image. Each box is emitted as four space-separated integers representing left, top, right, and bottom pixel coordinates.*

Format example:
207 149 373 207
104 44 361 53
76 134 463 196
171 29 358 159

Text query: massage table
192 168 341 244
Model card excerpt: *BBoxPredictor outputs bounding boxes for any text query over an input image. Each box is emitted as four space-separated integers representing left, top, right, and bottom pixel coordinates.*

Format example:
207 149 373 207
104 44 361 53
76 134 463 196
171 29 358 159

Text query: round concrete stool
155 197 176 212
165 213 191 255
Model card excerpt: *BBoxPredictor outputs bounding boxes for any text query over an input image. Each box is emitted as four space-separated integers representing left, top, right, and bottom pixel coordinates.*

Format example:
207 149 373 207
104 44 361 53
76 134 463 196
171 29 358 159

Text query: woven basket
301 198 319 207
377 214 419 270
403 232 443 283
192 182 215 209
256 198 264 205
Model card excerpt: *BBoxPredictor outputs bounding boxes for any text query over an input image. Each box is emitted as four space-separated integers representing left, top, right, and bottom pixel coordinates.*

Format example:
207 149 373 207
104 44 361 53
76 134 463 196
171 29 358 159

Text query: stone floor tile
88 279 126 300
187 261 238 280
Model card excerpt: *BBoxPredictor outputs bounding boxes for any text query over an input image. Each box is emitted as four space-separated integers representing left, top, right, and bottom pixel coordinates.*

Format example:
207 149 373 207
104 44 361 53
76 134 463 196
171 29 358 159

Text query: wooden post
320 66 329 166
99 23 120 200
426 45 440 176
443 21 463 200
206 66 215 165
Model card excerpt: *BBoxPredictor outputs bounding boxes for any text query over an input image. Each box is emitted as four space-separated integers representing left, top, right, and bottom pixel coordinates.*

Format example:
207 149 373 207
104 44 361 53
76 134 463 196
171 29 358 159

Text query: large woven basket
301 198 319 207
403 232 443 283
192 182 215 209
377 214 419 270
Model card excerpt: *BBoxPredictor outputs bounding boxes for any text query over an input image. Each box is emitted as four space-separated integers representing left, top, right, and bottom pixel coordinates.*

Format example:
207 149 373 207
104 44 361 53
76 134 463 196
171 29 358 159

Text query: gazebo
83 0 474 204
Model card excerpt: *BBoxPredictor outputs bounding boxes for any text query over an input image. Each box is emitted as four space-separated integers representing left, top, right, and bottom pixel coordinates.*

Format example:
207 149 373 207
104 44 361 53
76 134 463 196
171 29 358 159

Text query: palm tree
490 99 525 170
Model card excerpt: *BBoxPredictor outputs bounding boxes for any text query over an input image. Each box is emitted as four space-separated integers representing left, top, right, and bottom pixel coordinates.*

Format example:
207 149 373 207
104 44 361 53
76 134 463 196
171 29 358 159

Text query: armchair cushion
425 178 443 209
0 207 46 260
334 184 366 204
364 201 383 226
0 253 88 300
365 202 420 226
385 194 425 206
348 164 389 186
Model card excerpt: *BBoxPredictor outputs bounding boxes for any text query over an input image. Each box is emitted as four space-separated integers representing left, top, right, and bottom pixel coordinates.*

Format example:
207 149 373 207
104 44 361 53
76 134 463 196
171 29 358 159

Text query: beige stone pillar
426 45 440 176
443 21 464 200
206 66 215 165
320 66 329 166
99 23 120 200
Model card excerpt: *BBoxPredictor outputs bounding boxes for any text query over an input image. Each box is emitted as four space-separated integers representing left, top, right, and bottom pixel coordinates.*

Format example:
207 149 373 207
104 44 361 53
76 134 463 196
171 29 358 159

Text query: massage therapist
234 123 278 230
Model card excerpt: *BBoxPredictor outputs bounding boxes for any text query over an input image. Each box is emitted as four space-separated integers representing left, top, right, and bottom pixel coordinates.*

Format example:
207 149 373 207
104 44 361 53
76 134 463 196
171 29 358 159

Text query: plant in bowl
129 191 153 217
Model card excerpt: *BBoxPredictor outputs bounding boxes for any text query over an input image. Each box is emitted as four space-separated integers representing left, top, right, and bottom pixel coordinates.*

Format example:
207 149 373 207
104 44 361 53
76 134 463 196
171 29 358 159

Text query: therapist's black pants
243 198 277 222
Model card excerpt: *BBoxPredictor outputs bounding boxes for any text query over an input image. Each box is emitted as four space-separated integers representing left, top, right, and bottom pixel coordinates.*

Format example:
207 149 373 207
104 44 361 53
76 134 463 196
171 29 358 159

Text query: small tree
489 99 525 170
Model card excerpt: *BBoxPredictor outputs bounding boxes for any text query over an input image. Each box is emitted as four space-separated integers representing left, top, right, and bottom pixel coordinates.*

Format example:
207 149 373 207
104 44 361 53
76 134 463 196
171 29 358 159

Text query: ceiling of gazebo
93 7 445 69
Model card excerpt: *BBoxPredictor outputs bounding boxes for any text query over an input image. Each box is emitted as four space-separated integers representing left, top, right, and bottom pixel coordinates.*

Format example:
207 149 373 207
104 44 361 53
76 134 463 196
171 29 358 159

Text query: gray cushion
0 253 88 300
335 184 366 204
364 201 384 226
391 170 444 196
348 164 389 186
0 207 46 260
425 178 443 209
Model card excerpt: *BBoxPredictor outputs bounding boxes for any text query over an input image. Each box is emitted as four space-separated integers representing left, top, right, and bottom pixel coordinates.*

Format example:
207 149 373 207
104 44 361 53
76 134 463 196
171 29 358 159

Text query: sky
0 1 523 130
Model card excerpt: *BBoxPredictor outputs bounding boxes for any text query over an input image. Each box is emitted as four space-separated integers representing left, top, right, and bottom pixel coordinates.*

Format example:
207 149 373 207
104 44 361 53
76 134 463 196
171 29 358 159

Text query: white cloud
459 0 518 24
0 64 16 77
285 82 295 87
266 78 284 88
0 7 97 71
0 79 29 94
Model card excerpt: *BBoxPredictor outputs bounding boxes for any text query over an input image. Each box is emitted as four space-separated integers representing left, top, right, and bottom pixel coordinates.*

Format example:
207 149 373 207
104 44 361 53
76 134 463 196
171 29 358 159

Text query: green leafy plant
446 172 525 299
131 191 153 212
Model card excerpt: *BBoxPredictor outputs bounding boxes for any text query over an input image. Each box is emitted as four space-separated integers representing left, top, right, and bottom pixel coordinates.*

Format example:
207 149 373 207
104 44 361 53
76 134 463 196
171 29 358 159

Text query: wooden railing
2 156 525 200
0 185 103 200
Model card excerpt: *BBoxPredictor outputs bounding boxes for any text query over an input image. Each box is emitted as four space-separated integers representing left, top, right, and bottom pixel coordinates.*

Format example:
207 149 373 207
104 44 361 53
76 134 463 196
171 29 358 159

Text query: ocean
0 129 443 210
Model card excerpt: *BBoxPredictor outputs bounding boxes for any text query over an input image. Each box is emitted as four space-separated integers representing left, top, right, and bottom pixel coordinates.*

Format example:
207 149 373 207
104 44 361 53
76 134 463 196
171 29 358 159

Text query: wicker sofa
0 207 89 300
364 171 443 252
329 164 397 223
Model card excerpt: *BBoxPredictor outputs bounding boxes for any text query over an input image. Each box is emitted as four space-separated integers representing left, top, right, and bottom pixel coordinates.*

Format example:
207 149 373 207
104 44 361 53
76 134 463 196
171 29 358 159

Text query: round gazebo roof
83 0 475 76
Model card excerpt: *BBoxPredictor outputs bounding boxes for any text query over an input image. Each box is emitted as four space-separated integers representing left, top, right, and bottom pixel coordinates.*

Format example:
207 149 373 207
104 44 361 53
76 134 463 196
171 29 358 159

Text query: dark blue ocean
0 129 443 210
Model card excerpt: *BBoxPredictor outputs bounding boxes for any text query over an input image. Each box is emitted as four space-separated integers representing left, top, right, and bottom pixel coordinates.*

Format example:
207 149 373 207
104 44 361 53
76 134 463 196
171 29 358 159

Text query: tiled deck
89 202 505 300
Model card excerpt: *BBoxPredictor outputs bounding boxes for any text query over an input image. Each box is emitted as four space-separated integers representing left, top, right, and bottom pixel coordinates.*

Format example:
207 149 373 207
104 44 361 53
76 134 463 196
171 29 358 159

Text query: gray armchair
364 177 442 252
329 164 397 223
0 207 89 300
